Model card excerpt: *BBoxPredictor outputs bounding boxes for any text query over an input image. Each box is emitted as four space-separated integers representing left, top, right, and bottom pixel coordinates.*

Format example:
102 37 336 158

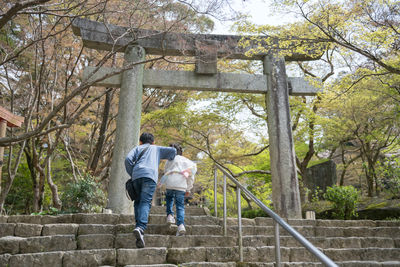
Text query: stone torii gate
72 18 320 218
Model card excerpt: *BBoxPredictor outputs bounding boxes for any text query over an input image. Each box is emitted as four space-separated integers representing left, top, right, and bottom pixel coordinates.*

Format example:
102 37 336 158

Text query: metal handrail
214 164 338 267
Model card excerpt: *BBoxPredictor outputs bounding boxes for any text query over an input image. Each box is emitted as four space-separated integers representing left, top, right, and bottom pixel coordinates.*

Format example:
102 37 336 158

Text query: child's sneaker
133 227 145 248
176 224 186 236
166 214 175 224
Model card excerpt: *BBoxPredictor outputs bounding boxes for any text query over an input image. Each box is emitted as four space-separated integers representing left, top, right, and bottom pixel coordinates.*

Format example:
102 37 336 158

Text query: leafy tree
320 72 400 196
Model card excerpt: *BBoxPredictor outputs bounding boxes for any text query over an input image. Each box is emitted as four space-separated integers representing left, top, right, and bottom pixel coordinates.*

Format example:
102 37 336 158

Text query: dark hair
140 132 154 144
170 143 182 156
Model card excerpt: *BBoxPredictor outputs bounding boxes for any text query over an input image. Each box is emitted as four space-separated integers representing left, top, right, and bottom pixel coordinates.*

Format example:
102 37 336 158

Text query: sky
212 0 296 35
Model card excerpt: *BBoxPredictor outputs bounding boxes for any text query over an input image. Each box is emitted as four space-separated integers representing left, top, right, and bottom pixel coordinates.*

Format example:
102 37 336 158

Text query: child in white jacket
160 143 196 236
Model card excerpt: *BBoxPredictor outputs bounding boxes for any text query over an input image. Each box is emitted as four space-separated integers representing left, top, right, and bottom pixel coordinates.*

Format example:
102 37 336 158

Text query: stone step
243 236 400 249
2 222 400 240
2 233 398 255
166 246 400 264
1 248 400 266
0 207 207 225
255 218 400 227
3 211 400 228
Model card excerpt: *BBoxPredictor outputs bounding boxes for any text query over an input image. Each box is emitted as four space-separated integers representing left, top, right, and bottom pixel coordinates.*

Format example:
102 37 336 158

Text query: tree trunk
46 156 62 209
89 89 113 174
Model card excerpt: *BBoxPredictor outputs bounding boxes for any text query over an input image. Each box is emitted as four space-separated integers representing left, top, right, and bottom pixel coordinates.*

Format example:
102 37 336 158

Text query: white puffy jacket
161 155 197 192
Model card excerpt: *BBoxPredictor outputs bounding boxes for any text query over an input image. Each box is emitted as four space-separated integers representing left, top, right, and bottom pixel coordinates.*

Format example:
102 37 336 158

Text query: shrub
242 208 268 219
61 174 106 213
376 157 400 199
323 185 359 220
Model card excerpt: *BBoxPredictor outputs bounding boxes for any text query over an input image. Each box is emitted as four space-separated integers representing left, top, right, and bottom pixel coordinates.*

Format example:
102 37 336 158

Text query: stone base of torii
72 18 321 219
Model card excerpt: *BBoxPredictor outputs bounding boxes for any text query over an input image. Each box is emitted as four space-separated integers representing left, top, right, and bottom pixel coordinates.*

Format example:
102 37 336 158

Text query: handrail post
274 221 281 267
223 174 227 236
237 187 243 262
214 167 218 217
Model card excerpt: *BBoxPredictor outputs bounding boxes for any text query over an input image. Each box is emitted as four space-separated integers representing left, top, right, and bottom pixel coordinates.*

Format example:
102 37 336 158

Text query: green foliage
324 185 359 220
31 207 60 216
376 157 400 199
61 174 106 213
4 161 34 215
242 208 268 219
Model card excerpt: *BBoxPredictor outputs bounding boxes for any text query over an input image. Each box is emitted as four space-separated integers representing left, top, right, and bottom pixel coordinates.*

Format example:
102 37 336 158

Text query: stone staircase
0 206 400 266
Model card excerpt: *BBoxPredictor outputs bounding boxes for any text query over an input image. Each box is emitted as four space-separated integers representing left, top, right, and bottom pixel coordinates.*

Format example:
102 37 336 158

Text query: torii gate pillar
264 56 301 219
107 45 145 214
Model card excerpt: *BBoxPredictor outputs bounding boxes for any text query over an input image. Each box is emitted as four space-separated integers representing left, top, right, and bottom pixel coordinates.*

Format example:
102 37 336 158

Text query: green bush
61 174 106 213
242 208 268 219
376 157 400 198
324 185 359 220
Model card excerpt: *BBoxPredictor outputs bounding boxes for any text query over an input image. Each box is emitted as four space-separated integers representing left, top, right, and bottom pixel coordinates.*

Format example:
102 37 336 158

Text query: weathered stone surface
264 55 301 219
206 247 239 262
315 227 344 237
14 223 43 237
286 219 317 227
78 224 115 235
0 253 11 266
77 234 114 249
316 219 376 227
42 223 79 236
172 235 236 248
9 251 64 267
243 236 273 247
41 214 73 224
116 233 170 249
115 233 136 249
323 248 361 261
328 237 362 248
359 248 400 261
257 246 290 262
7 215 42 224
62 249 116 267
72 213 119 224
223 217 255 226
115 224 135 234
167 247 207 264
117 248 167 265
0 216 8 223
150 206 206 216
119 214 134 224
288 226 315 238
0 236 24 254
182 263 236 267
72 18 321 61
146 224 177 235
186 216 220 226
376 220 400 227
19 235 76 253
254 217 274 226
188 225 221 236
304 160 337 200
0 223 15 237
84 67 320 96
289 247 318 262
394 238 400 248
